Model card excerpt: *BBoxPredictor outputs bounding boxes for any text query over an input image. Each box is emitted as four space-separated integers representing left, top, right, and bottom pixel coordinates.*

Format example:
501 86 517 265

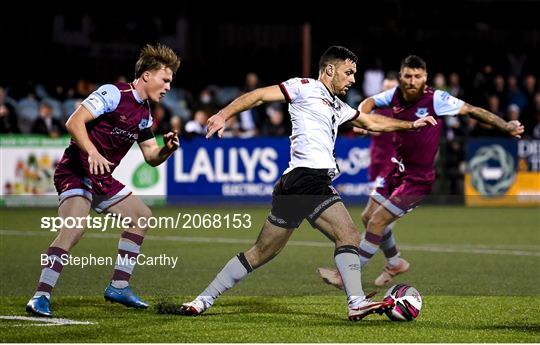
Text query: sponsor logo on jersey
111 127 138 142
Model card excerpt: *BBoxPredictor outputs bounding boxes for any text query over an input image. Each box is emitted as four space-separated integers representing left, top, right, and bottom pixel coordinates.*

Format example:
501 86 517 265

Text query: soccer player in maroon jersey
366 76 400 185
26 44 181 317
318 55 523 289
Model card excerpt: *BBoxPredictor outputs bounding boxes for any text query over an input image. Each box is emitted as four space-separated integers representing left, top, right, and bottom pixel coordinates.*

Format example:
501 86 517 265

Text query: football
383 284 422 321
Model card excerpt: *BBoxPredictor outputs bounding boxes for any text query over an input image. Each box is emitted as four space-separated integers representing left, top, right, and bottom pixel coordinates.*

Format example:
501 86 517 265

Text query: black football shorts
267 167 343 229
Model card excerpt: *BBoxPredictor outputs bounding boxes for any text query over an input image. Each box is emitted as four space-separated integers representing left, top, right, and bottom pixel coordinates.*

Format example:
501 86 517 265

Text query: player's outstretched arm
351 112 437 132
65 105 114 175
138 130 180 167
353 97 378 136
458 103 524 138
206 85 286 138
355 97 437 131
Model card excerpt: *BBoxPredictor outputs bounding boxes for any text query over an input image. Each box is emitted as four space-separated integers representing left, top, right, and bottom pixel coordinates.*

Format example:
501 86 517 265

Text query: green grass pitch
0 205 539 342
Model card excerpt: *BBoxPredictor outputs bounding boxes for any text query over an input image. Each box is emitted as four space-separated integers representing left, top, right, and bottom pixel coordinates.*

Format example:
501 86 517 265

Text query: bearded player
318 55 523 290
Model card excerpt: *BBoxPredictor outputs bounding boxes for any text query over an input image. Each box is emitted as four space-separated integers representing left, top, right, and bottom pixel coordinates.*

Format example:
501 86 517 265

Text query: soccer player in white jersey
175 46 437 321
318 76 403 288
317 55 524 291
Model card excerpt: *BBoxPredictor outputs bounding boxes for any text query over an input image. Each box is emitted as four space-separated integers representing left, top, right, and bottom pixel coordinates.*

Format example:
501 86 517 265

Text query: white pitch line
396 244 540 257
10 323 65 327
1 229 539 257
0 315 94 326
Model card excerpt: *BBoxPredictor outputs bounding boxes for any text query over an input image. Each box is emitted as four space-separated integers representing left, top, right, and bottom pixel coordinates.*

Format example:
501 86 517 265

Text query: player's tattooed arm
459 103 524 138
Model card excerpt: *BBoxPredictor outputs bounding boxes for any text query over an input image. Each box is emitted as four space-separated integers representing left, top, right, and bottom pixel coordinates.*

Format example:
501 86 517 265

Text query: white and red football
383 284 423 321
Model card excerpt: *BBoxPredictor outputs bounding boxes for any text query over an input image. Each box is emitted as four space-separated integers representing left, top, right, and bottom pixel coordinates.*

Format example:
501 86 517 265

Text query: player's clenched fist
505 120 524 138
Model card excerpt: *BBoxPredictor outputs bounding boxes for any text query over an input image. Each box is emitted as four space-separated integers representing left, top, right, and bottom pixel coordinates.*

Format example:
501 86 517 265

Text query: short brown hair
401 55 426 70
318 46 358 73
134 43 181 78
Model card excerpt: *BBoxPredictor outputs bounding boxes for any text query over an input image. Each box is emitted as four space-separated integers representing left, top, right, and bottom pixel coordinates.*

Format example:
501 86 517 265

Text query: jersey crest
415 107 430 118
138 118 149 130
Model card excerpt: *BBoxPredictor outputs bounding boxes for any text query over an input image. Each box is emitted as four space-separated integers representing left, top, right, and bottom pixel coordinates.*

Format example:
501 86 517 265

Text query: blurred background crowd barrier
1 2 539 206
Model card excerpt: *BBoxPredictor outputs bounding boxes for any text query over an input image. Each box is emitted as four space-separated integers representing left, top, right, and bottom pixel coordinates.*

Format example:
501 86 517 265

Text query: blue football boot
26 295 53 317
104 283 149 309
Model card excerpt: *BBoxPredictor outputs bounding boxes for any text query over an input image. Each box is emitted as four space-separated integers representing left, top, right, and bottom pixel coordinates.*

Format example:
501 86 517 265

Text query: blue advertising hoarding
167 137 371 204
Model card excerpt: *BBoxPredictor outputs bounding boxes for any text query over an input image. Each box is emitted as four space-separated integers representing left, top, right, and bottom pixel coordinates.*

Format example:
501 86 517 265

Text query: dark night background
1 1 539 96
